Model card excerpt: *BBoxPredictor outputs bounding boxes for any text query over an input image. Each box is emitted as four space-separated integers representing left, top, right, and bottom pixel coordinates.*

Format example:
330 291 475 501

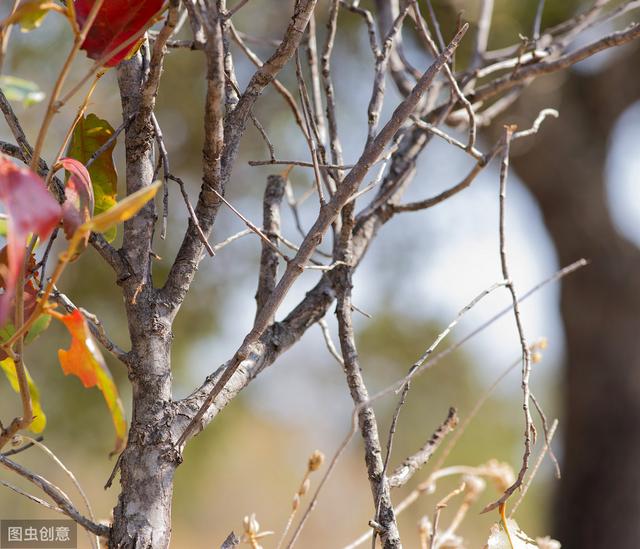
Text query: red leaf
58 309 127 455
0 248 45 361
59 157 94 241
75 0 164 67
0 158 61 326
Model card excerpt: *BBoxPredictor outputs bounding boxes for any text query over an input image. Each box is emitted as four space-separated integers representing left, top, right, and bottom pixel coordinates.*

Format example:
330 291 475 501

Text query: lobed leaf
75 0 164 67
0 357 47 433
65 114 117 241
57 309 126 455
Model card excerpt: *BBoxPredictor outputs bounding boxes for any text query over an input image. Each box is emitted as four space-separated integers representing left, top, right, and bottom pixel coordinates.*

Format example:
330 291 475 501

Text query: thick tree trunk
109 318 176 548
108 53 179 548
502 47 640 548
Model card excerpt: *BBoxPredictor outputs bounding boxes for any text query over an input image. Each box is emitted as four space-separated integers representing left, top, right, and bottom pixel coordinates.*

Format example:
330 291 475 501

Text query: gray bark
109 53 179 549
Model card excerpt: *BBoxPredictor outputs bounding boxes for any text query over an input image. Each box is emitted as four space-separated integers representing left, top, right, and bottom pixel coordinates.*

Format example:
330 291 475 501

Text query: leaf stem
29 0 106 171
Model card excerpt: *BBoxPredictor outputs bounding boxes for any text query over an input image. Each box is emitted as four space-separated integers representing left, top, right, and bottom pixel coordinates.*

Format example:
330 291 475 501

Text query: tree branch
0 454 109 537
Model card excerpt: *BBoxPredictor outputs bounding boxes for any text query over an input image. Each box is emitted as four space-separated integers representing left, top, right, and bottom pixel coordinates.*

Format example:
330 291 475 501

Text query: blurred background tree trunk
501 45 640 548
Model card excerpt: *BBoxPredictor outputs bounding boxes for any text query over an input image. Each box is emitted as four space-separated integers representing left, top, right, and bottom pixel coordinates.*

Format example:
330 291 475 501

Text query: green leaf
0 76 45 107
25 314 51 345
66 114 118 242
0 357 47 433
0 315 51 348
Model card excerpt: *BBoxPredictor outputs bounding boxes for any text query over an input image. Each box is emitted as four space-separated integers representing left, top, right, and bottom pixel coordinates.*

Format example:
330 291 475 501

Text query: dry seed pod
462 474 486 501
485 460 515 493
308 450 325 471
243 513 259 535
418 515 432 537
300 477 311 496
536 536 561 549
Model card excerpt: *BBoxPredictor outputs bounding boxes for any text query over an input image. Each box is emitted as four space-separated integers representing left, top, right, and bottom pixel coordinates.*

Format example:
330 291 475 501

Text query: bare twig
429 482 466 549
532 0 547 41
168 174 215 257
509 419 559 517
256 175 286 317
473 0 494 67
0 454 109 537
318 318 344 366
482 125 533 514
286 414 359 549
211 187 289 262
530 393 561 479
226 0 250 18
22 435 99 549
248 159 353 170
0 479 61 512
410 0 477 151
388 407 459 488
467 23 640 106
176 23 470 449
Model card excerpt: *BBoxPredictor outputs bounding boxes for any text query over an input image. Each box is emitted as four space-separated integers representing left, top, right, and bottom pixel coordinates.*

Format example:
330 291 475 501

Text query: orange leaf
57 309 126 455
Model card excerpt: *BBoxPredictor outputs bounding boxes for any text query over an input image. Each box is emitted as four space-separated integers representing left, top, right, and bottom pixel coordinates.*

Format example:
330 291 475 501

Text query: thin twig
248 159 353 170
482 125 533 514
532 0 547 41
373 381 410 547
226 0 250 18
530 393 561 479
285 414 359 549
151 113 170 240
168 174 215 257
429 482 466 549
211 187 289 262
318 318 344 366
212 229 252 253
22 436 99 549
0 454 109 537
388 407 459 488
473 0 494 67
509 419 559 517
176 23 470 449
0 479 61 512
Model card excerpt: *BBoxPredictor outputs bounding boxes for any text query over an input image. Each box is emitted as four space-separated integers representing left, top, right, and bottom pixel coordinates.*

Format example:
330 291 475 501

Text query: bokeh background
1 1 639 547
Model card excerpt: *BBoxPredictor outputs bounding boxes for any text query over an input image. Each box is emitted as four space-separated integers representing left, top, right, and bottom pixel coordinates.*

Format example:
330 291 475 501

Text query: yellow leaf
0 357 46 433
1 1 64 32
86 181 161 235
